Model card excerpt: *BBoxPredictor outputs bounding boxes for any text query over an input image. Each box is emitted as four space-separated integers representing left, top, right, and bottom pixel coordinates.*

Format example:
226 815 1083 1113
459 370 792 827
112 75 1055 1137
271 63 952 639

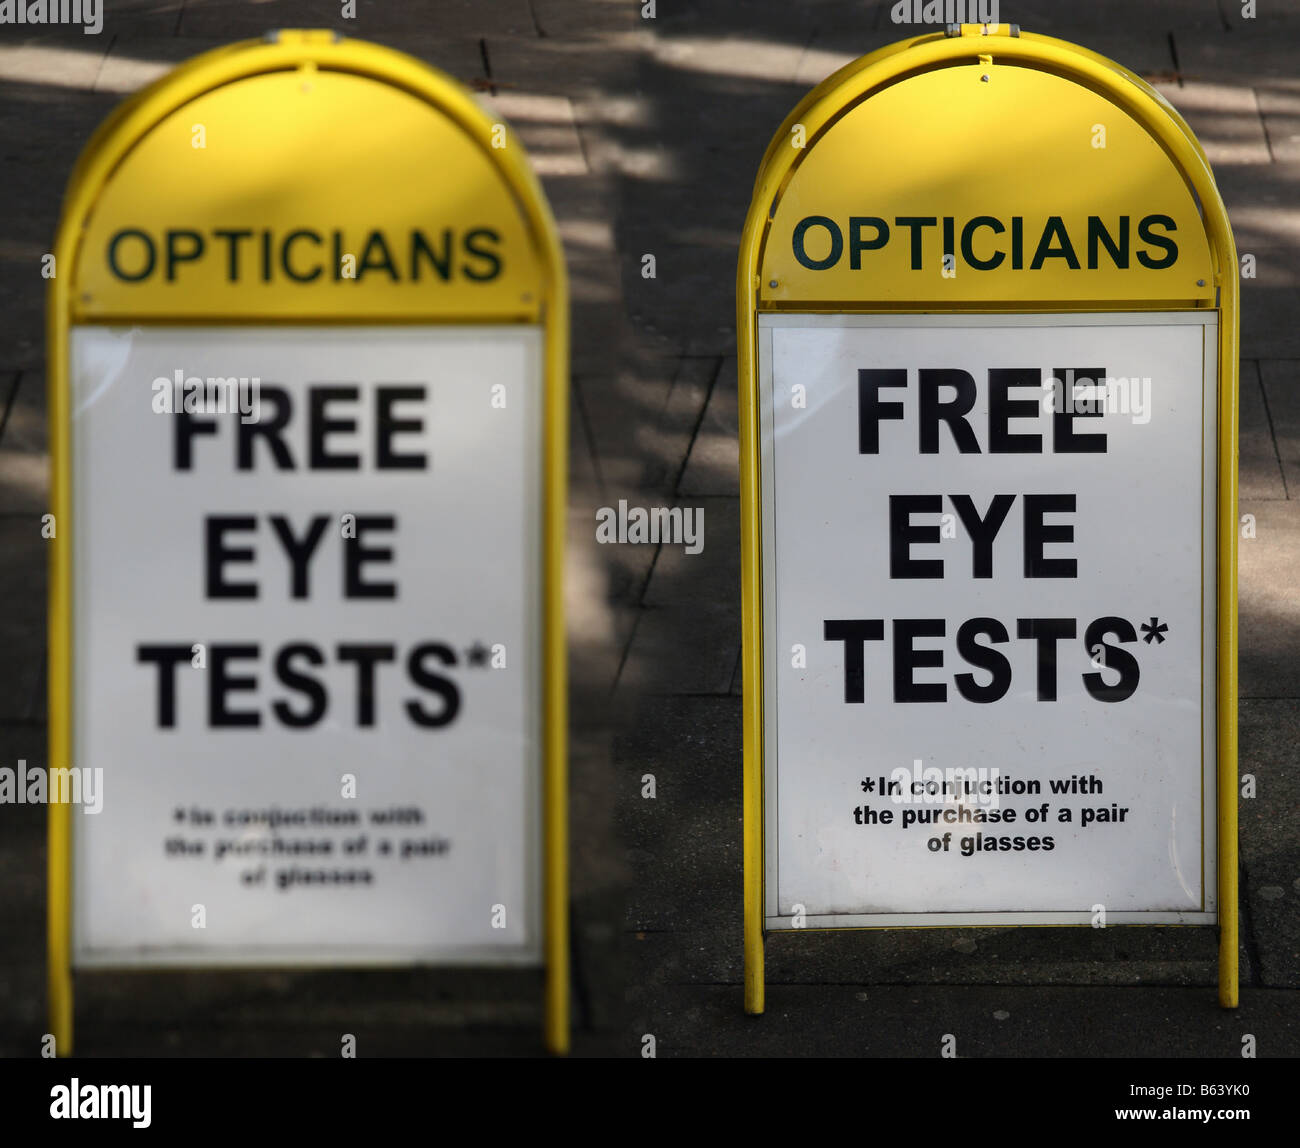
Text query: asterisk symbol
860 777 874 793
1140 617 1169 645
465 642 490 667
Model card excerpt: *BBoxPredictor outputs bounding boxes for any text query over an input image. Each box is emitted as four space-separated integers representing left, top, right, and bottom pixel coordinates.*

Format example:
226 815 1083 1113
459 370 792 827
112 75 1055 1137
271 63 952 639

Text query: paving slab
0 80 118 364
580 354 719 495
679 357 739 497
1260 358 1300 495
0 36 111 90
1238 698 1300 988
530 0 635 40
619 495 739 696
0 518 45 723
176 1 537 41
1239 360 1286 501
569 505 626 702
1177 18 1300 84
1214 161 1300 251
0 369 49 516
616 694 742 931
631 922 1230 990
94 1 187 39
634 983 1298 1059
1257 84 1300 163
1155 79 1272 165
0 752 43 1052
479 90 590 177
1008 0 1227 36
1237 500 1300 702
653 0 890 43
1240 274 1300 360
488 31 640 93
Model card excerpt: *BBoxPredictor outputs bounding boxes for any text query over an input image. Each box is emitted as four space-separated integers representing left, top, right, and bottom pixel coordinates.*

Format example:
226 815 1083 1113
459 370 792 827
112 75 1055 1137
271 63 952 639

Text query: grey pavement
1 0 1299 1060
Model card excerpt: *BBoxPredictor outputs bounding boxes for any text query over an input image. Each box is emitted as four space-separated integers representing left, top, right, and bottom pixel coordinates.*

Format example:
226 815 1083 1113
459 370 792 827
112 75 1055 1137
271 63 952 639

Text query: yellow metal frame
738 29 1239 1015
47 31 570 1054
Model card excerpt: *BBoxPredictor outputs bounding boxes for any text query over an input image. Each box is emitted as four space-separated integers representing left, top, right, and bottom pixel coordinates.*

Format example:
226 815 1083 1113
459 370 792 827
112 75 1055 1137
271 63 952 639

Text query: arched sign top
753 30 1216 195
57 31 560 322
743 29 1233 310
753 30 937 192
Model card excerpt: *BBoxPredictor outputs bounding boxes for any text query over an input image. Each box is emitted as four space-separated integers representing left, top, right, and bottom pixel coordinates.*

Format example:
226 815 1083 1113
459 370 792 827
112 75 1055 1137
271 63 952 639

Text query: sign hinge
946 23 1020 37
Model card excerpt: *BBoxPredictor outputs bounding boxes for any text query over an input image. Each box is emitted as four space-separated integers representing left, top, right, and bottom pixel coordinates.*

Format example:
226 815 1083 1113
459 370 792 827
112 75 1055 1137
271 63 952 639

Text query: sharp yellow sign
738 26 1239 1015
752 30 1219 308
48 31 570 1055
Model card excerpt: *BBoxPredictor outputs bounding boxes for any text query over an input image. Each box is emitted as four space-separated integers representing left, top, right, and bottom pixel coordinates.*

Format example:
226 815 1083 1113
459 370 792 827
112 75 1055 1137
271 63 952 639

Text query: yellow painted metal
46 317 73 1055
1217 222 1241 1011
738 28 1239 1015
753 32 938 193
70 42 544 321
48 30 570 1054
738 262 765 1018
956 24 1017 37
740 309 764 1014
754 30 1217 213
542 255 572 1054
760 63 1213 306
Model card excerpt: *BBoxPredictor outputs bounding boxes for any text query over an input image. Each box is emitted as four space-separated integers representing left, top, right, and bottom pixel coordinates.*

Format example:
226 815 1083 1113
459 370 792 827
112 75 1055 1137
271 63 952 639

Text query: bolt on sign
737 25 1239 1012
47 31 570 1053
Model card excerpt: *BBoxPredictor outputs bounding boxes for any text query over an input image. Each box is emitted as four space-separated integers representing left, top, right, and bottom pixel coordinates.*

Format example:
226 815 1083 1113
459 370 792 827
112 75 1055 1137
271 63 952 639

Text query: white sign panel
70 325 542 965
760 313 1217 928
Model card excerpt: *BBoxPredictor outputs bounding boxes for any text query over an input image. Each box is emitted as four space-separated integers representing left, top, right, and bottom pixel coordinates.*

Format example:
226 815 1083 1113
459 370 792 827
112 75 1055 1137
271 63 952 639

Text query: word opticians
791 214 1179 272
103 226 504 284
